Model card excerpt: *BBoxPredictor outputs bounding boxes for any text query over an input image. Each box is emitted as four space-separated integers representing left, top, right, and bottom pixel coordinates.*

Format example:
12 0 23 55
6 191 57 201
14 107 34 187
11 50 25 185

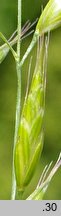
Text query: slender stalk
17 0 21 60
20 31 39 67
11 0 21 200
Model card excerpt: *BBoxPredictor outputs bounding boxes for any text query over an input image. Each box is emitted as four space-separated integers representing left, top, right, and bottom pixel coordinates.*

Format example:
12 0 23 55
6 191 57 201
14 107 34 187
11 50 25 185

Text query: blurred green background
0 0 61 200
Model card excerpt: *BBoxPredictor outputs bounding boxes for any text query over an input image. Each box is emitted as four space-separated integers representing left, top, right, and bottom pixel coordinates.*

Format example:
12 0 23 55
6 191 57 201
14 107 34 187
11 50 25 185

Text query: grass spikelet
14 35 46 191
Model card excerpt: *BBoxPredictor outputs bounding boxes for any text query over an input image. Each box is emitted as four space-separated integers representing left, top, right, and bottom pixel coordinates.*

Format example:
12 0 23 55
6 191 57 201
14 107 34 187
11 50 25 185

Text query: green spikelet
27 153 61 200
14 36 47 191
36 0 61 35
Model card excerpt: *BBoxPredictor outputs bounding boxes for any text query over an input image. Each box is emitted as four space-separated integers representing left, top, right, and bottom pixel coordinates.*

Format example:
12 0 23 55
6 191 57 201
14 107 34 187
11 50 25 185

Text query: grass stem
11 0 21 200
